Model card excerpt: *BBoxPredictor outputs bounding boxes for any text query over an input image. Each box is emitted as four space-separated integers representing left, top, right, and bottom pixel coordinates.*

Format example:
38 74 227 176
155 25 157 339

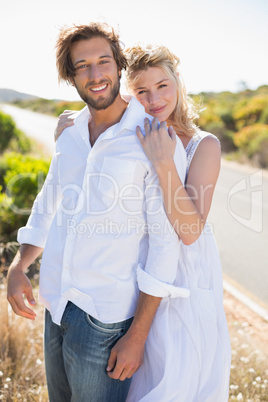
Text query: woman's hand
54 110 76 142
136 117 177 168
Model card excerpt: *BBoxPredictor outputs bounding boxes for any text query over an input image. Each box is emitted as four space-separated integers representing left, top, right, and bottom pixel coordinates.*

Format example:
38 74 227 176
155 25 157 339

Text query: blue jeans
44 301 133 402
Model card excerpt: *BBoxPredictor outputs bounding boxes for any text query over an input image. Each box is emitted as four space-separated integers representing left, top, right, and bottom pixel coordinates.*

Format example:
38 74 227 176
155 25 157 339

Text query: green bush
259 106 268 124
0 111 33 154
203 121 236 153
233 96 268 130
13 98 85 117
197 104 221 128
0 152 50 240
0 156 8 188
0 111 17 153
255 136 268 168
8 128 32 153
219 110 236 131
54 101 85 116
234 124 268 158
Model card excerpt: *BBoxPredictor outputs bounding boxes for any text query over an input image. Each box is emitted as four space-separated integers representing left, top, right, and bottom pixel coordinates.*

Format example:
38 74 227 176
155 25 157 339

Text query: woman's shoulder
185 130 221 180
187 130 220 155
196 130 221 152
193 130 220 144
190 131 221 170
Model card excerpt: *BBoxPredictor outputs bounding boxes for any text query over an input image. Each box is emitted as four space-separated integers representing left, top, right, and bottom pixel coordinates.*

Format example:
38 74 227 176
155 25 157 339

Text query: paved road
209 160 268 306
1 104 268 306
0 104 57 154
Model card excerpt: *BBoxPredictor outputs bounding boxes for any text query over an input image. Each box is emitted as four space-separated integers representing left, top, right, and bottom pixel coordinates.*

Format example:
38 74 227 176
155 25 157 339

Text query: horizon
1 82 268 103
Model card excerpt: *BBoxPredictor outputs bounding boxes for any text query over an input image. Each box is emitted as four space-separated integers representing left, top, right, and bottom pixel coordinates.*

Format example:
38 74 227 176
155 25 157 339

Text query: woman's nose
148 92 160 104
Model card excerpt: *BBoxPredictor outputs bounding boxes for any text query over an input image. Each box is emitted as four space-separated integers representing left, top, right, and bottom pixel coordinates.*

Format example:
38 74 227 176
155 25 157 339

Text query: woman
55 44 231 401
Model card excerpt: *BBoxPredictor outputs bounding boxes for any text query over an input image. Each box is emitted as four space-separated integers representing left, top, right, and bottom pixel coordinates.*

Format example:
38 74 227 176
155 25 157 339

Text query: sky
0 0 267 101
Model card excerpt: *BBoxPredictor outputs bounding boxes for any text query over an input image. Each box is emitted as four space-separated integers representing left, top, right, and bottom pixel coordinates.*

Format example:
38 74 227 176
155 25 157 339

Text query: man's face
70 37 121 110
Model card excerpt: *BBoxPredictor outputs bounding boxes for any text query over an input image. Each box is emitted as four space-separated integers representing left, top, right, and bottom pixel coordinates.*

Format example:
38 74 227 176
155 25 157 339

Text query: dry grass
0 282 267 401
224 291 268 401
0 282 47 401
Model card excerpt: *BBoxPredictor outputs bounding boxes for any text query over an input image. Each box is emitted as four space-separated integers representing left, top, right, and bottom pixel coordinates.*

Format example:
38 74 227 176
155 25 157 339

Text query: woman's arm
136 118 221 245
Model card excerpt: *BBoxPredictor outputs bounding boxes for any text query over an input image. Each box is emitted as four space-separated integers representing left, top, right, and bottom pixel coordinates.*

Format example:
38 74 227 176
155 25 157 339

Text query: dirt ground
224 290 268 358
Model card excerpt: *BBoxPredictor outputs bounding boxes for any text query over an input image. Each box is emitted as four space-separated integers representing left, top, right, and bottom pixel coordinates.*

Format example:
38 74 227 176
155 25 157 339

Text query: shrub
8 128 32 154
0 152 50 240
233 96 268 130
255 136 268 168
234 124 268 167
203 121 237 153
54 101 85 116
0 111 17 153
13 98 85 117
220 110 236 131
259 106 268 124
197 104 221 128
0 111 33 154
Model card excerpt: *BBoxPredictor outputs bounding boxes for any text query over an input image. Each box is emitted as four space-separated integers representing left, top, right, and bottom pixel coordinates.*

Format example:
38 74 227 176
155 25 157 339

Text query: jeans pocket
85 313 132 335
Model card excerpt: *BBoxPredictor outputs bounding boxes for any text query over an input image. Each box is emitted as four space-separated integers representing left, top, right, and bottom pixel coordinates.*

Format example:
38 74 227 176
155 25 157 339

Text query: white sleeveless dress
127 131 231 402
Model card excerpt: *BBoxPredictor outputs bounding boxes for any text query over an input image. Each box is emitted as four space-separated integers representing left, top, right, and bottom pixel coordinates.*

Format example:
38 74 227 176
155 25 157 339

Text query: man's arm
7 152 62 319
107 292 161 381
17 152 62 248
7 244 44 320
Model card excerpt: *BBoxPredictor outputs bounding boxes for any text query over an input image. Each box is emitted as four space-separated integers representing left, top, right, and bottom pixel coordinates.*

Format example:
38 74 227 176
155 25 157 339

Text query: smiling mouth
90 84 108 93
150 105 166 114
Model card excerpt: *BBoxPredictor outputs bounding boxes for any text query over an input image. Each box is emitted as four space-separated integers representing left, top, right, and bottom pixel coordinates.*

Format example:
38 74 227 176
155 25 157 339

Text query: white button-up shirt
18 97 189 325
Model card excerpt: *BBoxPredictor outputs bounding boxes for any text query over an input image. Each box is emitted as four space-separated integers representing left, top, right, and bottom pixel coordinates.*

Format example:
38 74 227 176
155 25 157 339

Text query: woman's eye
159 84 167 89
137 90 146 95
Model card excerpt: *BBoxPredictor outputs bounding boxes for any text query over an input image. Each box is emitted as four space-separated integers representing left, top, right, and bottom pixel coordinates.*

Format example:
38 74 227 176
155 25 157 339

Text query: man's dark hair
56 22 127 84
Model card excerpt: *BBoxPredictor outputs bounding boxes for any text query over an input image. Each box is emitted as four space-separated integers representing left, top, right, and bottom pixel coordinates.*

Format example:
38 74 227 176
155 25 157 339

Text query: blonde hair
56 22 127 85
125 44 199 137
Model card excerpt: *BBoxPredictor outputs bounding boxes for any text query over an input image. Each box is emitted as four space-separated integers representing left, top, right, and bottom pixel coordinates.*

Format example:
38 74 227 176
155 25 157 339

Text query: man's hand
106 292 162 381
7 267 37 320
6 244 43 320
106 330 145 381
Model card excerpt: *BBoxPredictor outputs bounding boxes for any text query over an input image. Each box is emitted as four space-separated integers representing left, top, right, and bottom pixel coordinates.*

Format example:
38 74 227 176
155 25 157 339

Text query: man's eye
76 65 88 70
100 60 109 65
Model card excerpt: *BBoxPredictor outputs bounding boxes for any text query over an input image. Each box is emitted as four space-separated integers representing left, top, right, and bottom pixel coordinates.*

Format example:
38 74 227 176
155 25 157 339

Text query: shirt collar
73 105 89 126
73 96 150 138
116 96 150 133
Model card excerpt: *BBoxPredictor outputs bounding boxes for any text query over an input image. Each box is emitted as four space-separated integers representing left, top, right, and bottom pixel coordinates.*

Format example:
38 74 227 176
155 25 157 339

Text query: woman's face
131 66 177 122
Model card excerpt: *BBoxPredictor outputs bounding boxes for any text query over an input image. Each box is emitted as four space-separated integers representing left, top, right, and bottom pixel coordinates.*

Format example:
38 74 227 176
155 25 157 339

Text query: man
7 23 187 402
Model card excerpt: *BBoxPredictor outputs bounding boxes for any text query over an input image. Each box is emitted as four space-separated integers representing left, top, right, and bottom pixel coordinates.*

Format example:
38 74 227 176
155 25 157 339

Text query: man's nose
89 65 102 81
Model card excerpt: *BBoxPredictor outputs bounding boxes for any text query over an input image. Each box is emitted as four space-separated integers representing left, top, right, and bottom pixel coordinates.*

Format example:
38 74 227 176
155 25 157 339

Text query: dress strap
185 131 216 184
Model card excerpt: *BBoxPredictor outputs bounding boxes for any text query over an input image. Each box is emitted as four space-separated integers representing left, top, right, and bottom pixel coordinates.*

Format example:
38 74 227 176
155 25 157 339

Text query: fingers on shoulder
136 126 145 142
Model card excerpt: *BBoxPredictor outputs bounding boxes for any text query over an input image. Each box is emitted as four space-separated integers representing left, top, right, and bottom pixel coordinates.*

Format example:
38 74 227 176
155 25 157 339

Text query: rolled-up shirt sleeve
137 138 190 298
17 152 62 248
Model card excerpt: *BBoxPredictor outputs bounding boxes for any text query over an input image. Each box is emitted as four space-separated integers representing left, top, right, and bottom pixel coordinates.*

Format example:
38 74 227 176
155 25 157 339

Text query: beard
74 75 121 111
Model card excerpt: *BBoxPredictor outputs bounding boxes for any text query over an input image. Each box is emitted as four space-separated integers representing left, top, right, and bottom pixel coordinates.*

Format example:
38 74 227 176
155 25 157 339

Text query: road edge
223 275 268 322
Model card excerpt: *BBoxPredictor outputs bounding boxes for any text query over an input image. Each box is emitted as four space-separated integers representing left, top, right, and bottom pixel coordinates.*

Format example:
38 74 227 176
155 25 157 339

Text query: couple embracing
7 21 231 402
